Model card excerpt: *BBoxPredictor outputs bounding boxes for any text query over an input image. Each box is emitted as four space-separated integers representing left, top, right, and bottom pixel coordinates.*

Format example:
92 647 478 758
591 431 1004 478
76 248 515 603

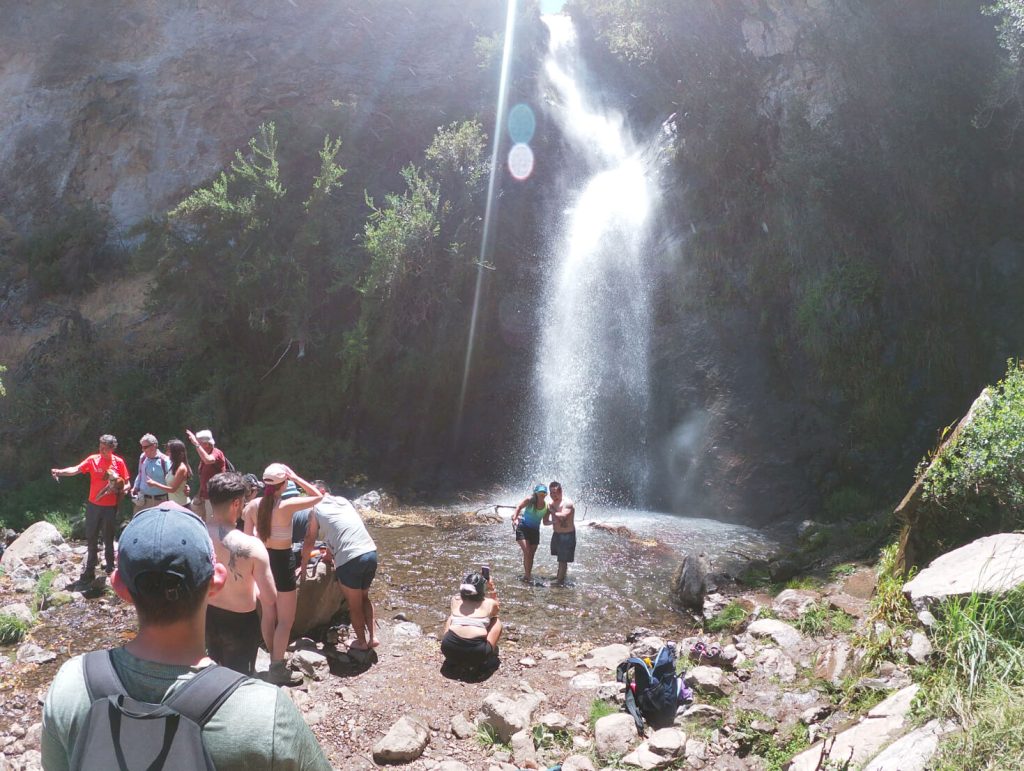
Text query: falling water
528 15 657 504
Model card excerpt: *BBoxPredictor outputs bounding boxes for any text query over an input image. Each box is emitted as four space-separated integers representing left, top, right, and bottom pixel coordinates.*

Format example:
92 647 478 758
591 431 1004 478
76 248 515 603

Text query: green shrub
794 603 855 637
0 613 29 644
34 569 57 613
706 602 750 633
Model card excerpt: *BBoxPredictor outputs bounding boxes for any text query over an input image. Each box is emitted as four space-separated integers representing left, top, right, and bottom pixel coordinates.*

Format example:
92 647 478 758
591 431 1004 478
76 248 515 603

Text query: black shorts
267 547 297 592
551 530 576 563
515 525 540 546
441 630 494 668
335 550 378 590
205 605 261 675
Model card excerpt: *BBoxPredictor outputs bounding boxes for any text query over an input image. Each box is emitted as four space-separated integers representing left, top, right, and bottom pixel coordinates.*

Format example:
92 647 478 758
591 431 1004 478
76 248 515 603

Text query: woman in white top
244 463 322 685
145 439 192 506
441 570 501 675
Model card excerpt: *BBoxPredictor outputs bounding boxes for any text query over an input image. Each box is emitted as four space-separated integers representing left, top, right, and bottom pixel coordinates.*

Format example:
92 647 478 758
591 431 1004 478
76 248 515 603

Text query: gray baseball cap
117 503 215 599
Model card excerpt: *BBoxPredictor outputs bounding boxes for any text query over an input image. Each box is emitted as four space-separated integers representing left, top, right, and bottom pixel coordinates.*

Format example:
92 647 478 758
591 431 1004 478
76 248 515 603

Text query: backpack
615 644 692 734
70 650 247 771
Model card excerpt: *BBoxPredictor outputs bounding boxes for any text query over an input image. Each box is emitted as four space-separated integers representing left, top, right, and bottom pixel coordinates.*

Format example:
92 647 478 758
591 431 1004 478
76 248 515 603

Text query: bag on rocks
616 644 692 733
70 650 246 771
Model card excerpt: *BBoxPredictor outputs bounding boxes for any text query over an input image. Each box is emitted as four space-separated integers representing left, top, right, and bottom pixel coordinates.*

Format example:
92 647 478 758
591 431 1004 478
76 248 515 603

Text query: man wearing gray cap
41 503 330 770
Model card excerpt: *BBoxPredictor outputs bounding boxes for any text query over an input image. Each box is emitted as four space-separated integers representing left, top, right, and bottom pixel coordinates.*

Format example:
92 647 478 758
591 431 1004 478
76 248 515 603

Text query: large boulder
594 713 639 759
670 552 710 611
480 691 545 743
903 533 1024 607
579 643 630 671
372 715 430 764
0 522 64 571
292 560 346 637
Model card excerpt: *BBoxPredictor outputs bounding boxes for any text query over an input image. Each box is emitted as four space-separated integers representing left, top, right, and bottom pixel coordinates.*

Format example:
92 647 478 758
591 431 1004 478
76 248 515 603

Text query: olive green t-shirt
41 647 331 771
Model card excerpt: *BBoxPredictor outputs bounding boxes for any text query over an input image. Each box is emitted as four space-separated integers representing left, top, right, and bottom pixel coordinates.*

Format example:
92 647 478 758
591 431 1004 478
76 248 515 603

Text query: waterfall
527 15 658 504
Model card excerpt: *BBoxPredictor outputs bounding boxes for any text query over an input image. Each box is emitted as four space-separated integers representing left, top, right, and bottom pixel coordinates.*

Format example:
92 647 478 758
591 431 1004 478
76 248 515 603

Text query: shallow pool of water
369 503 781 645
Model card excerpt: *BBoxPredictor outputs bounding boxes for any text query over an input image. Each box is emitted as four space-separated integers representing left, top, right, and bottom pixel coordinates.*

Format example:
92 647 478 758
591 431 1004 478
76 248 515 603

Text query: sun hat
117 504 215 598
195 429 215 444
263 463 289 485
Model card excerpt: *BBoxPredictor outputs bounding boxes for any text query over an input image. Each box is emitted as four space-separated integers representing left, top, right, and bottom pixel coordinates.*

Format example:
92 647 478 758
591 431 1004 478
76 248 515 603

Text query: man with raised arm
51 434 131 591
186 428 226 519
544 480 577 586
205 472 278 676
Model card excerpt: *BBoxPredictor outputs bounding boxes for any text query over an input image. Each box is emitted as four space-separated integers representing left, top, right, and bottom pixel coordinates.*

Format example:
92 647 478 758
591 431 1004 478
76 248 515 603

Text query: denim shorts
335 550 378 590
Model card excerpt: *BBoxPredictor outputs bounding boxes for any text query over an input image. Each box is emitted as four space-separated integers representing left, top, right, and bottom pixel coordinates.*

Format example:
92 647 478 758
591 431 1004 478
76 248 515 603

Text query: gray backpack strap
162 665 247 727
82 651 128 701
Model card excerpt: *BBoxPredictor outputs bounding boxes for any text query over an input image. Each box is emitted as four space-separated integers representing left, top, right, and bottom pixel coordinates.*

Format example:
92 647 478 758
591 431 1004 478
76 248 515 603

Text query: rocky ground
1 517 944 771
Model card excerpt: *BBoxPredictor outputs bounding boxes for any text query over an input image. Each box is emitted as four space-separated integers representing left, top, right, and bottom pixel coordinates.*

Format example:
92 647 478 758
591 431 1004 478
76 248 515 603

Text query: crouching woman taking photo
441 570 502 676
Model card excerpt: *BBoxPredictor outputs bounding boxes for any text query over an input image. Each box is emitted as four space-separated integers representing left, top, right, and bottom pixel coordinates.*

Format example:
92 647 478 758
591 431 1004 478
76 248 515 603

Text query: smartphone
481 564 490 581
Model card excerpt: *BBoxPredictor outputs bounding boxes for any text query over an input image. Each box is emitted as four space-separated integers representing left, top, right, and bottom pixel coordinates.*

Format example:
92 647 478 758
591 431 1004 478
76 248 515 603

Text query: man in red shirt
186 428 226 520
51 434 131 590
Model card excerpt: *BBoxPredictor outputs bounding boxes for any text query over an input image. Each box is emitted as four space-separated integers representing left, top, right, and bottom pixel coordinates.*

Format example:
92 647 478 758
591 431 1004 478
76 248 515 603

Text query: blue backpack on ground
615 644 693 733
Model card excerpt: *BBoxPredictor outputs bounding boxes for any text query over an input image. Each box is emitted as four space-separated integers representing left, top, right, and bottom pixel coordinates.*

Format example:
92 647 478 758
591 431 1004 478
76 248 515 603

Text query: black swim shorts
550 530 576 563
267 547 297 592
205 605 261 675
515 525 540 546
441 630 494 668
335 550 378 590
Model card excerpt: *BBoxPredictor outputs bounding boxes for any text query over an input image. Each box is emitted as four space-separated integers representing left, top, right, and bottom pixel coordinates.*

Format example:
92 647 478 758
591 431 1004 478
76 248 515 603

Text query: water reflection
370 505 780 645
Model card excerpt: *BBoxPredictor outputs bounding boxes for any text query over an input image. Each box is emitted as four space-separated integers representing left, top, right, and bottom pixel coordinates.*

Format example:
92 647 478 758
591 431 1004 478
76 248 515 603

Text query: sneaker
67 575 95 592
266 660 302 686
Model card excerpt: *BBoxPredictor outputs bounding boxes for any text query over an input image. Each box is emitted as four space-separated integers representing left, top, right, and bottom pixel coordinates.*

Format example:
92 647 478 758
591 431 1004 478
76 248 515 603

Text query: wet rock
290 649 328 681
480 691 545 743
293 560 345 637
747 619 802 648
372 715 430 764
0 603 34 625
15 644 56 665
579 643 629 671
671 552 710 611
906 632 932 664
684 666 731 696
450 713 476 740
903 534 1024 607
0 523 64 571
594 713 638 759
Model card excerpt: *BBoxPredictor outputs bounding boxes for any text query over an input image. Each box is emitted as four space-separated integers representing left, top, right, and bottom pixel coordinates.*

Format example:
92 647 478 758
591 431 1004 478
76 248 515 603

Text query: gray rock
519 656 537 667
684 666 731 696
450 713 476 740
561 755 597 771
903 534 1024 607
862 719 955 771
293 560 346 637
814 640 852 685
771 589 820 620
757 647 797 682
0 522 64 571
353 490 382 511
393 621 423 638
648 727 686 757
630 636 667 659
684 739 707 761
747 618 802 648
842 568 879 599
372 715 430 764
671 552 710 611
0 603 35 625
579 643 630 671
826 592 868 619
596 681 623 701
906 632 932 664
539 711 571 732
480 691 545 743
570 671 602 689
15 643 56 665
594 713 639 759
290 649 329 681
679 704 723 725
800 705 831 725
436 762 472 771
510 729 537 768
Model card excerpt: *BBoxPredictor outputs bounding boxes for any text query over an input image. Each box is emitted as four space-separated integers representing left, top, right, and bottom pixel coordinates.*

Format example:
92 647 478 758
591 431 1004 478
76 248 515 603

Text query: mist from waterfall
525 15 658 504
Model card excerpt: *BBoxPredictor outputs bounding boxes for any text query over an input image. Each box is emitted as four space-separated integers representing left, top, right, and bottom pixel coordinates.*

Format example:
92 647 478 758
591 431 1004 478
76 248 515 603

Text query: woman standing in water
145 438 192 507
244 463 323 685
511 484 548 583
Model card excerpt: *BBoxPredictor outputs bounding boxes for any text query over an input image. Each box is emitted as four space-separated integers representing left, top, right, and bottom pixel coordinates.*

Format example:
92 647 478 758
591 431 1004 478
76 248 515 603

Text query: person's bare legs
272 589 297 662
555 560 568 585
260 601 277 655
518 539 538 580
362 590 378 648
340 583 370 650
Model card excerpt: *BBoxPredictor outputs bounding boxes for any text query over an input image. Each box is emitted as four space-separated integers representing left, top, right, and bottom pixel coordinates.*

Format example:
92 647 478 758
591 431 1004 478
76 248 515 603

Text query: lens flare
508 143 535 180
508 103 536 144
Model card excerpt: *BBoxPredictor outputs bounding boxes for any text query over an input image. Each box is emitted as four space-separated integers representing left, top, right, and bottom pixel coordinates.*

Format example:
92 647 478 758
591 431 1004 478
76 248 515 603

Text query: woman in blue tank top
512 484 548 582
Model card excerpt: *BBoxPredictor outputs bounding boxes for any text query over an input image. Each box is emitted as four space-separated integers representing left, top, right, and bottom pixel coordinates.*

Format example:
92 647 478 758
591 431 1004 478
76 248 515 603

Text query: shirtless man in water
544 480 576 586
205 472 278 675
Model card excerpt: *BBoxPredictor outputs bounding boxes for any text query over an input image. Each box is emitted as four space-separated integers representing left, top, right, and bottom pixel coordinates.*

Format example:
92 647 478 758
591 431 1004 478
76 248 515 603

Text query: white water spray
528 15 658 503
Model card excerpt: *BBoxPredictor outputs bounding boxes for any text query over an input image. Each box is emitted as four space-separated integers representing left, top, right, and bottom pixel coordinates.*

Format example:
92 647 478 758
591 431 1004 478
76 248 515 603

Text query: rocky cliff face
0 0 501 230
